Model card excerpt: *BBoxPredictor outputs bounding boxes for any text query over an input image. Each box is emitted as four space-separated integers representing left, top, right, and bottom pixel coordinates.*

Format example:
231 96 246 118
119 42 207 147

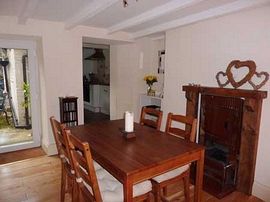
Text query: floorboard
84 109 109 123
0 156 263 202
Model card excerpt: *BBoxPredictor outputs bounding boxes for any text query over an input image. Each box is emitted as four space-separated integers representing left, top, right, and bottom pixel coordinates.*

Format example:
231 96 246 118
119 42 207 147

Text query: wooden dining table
70 119 205 202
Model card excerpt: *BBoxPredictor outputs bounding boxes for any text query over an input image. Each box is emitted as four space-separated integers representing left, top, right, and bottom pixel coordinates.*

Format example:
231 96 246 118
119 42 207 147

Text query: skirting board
252 181 270 202
42 143 58 156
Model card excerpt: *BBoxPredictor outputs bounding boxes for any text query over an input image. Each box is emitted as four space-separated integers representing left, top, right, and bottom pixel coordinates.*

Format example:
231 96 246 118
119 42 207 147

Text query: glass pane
0 48 32 147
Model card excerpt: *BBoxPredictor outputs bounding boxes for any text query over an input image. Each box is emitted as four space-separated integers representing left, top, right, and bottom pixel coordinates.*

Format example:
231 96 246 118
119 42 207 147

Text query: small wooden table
70 120 205 201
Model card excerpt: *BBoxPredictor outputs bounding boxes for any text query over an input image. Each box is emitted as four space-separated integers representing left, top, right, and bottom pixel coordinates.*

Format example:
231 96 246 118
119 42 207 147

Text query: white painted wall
110 37 165 121
110 43 138 120
0 16 132 154
163 6 270 201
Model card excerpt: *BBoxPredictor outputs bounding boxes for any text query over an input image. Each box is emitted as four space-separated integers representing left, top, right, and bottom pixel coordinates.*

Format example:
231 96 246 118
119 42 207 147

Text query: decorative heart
248 71 269 90
226 60 256 88
216 71 229 87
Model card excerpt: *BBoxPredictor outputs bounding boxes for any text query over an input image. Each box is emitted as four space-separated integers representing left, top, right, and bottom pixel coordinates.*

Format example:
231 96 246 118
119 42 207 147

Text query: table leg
124 178 133 202
194 150 205 202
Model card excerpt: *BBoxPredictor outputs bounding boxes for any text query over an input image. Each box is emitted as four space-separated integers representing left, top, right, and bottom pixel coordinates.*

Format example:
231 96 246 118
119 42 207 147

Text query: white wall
163 6 270 201
0 16 132 154
110 37 165 121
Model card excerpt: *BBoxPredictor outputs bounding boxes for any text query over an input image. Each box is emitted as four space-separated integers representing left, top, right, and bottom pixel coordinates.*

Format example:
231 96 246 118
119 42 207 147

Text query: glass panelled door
0 39 40 153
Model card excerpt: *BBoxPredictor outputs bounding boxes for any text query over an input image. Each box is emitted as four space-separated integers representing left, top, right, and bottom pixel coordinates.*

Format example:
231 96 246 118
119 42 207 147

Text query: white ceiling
0 0 269 39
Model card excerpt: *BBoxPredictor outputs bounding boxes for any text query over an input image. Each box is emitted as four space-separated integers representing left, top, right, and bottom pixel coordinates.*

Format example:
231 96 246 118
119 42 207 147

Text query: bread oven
199 95 243 198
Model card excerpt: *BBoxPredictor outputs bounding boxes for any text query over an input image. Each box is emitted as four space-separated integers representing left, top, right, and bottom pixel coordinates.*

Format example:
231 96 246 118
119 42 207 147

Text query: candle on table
125 111 134 132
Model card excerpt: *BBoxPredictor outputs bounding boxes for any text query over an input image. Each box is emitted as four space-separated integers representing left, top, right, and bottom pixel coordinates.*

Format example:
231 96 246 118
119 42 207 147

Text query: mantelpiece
183 85 267 196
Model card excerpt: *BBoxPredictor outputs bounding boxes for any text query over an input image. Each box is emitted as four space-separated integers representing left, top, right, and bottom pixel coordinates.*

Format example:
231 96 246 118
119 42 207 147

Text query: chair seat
84 168 152 202
152 164 189 183
93 161 102 170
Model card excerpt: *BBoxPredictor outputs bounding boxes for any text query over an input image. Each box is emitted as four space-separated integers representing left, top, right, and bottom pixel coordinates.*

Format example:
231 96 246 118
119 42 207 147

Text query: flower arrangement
144 75 157 86
144 75 157 96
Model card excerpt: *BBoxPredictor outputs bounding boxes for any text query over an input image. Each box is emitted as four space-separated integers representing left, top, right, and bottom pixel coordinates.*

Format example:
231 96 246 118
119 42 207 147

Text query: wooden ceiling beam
65 0 119 30
132 0 270 39
108 0 204 34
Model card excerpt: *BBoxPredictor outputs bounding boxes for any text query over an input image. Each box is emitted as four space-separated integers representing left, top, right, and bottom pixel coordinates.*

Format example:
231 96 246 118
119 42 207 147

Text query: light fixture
123 0 138 8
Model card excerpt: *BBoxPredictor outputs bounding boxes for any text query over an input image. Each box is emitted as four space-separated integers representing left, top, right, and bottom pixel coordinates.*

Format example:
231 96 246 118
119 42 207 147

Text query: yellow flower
143 75 157 85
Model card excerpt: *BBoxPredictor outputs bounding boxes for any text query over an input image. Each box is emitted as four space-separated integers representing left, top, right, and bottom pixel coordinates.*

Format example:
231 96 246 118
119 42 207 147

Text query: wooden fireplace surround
183 85 267 195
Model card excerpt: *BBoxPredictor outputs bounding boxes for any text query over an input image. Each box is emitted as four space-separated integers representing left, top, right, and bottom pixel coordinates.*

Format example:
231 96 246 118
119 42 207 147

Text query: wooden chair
165 113 197 142
151 113 197 202
140 106 163 130
63 128 152 202
50 116 76 202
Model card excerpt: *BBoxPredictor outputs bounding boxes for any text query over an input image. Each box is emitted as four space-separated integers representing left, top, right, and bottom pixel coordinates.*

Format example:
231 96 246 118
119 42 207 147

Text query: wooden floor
84 109 109 123
0 156 263 202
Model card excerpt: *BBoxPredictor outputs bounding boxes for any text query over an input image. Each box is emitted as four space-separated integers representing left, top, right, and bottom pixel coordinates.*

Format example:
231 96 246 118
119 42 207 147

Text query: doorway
82 43 110 123
0 39 41 153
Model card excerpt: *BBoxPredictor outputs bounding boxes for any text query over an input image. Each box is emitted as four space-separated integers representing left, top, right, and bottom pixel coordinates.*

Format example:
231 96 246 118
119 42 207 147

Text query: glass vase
147 85 155 96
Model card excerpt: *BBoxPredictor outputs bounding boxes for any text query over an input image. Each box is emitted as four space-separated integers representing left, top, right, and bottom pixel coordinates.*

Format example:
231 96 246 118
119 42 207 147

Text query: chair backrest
140 106 163 130
64 129 102 202
49 116 69 159
165 113 197 142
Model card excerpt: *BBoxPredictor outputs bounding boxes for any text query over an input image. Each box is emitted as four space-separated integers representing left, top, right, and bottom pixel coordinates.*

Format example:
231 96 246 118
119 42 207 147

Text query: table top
70 119 204 183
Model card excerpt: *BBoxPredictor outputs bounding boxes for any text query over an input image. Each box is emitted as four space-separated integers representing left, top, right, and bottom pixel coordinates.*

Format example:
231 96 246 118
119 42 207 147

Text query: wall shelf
140 94 162 109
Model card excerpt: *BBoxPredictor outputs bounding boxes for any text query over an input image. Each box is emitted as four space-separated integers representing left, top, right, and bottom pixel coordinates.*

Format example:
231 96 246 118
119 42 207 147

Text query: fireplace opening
204 141 238 191
206 143 229 164
199 94 243 198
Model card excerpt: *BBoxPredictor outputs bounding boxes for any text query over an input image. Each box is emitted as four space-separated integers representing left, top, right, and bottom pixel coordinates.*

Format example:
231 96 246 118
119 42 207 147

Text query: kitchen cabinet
84 84 109 115
99 85 110 115
90 84 100 112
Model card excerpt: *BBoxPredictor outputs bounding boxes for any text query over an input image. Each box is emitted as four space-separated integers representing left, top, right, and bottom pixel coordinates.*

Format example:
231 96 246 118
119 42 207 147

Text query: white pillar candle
125 111 134 132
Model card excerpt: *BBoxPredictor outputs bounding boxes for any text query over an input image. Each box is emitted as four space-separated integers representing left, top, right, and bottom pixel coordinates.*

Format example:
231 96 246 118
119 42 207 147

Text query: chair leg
79 188 87 202
162 187 168 197
152 181 161 202
72 180 79 202
142 192 151 202
61 164 66 202
67 174 73 193
183 175 190 202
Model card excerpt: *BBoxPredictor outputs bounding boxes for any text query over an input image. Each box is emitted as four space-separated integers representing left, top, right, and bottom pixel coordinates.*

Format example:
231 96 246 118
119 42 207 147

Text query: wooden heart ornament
226 60 256 88
216 71 229 87
248 71 269 90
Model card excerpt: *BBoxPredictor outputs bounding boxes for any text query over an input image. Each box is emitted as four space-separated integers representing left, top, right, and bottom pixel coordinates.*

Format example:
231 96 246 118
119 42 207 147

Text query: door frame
0 38 41 153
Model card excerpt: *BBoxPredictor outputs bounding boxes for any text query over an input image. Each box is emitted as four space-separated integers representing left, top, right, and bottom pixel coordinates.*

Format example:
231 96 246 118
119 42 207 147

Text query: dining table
70 119 205 202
